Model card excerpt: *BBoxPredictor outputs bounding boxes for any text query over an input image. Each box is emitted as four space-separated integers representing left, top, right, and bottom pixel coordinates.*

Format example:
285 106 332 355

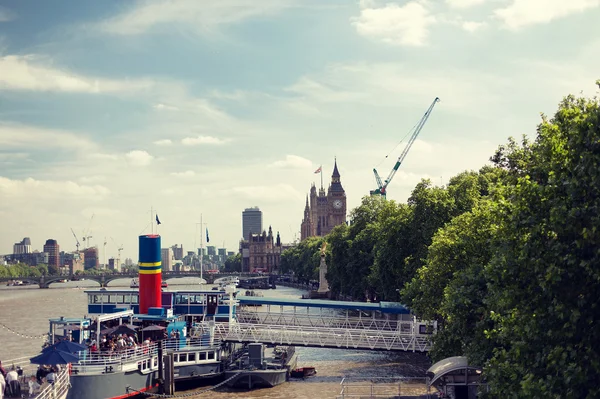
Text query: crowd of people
0 360 52 398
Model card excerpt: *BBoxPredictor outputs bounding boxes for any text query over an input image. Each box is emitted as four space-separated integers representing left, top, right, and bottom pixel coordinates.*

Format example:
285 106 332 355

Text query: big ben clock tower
325 158 347 234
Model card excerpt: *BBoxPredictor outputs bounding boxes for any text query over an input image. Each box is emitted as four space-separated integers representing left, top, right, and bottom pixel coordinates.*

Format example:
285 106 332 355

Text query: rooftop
236 296 410 314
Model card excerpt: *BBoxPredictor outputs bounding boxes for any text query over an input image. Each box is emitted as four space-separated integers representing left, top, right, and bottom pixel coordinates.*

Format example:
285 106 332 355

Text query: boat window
199 352 206 360
132 295 138 304
115 295 124 303
207 351 214 360
188 353 196 362
109 295 117 303
153 357 158 367
101 294 110 303
123 294 131 304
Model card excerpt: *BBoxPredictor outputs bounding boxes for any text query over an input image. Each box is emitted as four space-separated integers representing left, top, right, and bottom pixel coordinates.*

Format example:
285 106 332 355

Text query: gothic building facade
301 160 347 240
240 226 283 273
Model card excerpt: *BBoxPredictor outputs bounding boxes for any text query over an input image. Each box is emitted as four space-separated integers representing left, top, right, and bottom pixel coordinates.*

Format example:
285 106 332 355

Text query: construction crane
70 228 81 251
370 97 440 198
111 237 123 270
81 214 95 248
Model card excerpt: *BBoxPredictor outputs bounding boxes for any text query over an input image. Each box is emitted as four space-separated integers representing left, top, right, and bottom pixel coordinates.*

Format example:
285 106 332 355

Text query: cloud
181 136 229 146
269 155 313 169
0 123 96 151
0 55 154 93
125 150 153 166
446 0 486 8
97 0 294 35
153 139 173 146
0 6 15 22
350 1 436 46
153 103 179 111
0 152 28 161
0 176 110 198
494 0 600 30
170 170 196 177
462 20 486 32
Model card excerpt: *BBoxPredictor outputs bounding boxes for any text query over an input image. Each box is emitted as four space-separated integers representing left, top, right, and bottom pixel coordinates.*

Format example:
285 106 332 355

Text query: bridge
201 296 435 352
1 272 259 288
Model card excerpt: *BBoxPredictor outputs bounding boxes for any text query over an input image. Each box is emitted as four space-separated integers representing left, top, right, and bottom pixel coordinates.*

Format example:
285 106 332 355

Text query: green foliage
0 263 46 278
224 253 242 272
280 237 324 283
279 82 600 397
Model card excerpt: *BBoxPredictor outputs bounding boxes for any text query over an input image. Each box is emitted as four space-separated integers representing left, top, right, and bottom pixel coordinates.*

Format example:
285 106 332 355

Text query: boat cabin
85 289 236 322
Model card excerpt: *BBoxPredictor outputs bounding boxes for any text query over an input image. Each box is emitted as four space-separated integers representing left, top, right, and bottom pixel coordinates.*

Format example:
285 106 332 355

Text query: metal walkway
199 296 435 352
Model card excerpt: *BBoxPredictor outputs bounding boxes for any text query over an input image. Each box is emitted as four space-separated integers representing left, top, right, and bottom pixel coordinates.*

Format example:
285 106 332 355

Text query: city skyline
1 1 599 261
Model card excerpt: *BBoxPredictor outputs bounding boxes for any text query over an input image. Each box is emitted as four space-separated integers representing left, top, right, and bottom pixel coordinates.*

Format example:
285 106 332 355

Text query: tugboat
224 344 297 389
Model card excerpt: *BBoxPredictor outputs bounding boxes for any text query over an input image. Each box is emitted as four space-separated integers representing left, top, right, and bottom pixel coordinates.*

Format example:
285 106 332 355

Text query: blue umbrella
42 340 87 353
30 349 80 365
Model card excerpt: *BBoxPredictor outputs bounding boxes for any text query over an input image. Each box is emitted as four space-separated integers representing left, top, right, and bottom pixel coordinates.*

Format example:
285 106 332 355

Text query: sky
0 0 599 262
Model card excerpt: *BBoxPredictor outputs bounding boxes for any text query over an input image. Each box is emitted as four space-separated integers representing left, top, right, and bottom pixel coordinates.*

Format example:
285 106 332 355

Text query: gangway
200 296 435 352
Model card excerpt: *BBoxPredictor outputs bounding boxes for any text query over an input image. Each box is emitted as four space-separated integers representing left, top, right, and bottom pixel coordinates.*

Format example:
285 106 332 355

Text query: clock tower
325 158 346 234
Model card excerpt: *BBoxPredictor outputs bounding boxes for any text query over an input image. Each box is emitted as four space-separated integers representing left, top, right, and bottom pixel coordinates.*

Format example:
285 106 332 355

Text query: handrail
36 366 70 399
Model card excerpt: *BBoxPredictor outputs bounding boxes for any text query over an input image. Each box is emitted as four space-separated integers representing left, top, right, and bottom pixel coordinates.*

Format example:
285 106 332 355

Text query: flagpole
150 206 153 235
200 213 203 284
320 165 323 189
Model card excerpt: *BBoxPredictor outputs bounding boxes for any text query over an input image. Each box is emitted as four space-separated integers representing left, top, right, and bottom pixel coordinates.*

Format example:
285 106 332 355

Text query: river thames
0 278 432 398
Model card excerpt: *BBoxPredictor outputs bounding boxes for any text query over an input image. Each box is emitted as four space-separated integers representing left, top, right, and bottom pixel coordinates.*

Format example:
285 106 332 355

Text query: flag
206 227 210 243
314 166 322 174
156 214 161 225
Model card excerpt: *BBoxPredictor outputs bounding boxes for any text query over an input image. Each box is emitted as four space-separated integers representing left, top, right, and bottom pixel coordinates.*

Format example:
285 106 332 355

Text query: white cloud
153 103 179 111
0 55 154 93
97 0 294 35
125 150 153 166
78 176 106 184
494 0 600 30
153 139 173 146
268 155 313 169
170 170 196 177
446 0 486 8
462 20 486 32
0 123 96 150
0 152 28 161
0 176 110 198
350 1 436 46
181 136 229 146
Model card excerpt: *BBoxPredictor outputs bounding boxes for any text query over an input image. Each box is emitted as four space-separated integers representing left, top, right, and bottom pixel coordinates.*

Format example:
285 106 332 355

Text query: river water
0 279 432 398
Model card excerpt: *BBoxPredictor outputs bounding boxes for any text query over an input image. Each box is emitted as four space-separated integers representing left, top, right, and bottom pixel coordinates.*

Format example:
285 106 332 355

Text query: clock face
333 199 343 209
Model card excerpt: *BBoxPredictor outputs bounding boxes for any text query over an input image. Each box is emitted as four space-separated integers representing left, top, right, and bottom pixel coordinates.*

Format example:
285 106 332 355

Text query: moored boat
224 344 297 389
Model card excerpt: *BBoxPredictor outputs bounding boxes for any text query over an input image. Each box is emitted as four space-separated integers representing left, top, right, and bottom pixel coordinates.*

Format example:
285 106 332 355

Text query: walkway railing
205 322 431 352
337 377 432 399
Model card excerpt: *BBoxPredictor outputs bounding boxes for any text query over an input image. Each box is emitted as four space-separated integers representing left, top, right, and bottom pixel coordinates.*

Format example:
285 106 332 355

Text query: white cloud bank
125 150 153 166
268 155 313 169
153 139 173 146
0 176 110 198
495 0 600 30
351 1 436 46
0 55 154 93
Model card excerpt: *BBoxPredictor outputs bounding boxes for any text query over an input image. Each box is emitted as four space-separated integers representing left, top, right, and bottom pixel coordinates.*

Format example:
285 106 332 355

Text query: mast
200 213 203 283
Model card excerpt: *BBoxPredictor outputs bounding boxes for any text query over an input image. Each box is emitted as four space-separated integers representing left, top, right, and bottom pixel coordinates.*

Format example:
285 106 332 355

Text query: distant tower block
318 244 330 294
139 234 162 314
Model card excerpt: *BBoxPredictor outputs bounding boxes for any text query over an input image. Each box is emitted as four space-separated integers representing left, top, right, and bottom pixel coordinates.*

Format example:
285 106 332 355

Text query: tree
224 253 242 272
484 92 600 397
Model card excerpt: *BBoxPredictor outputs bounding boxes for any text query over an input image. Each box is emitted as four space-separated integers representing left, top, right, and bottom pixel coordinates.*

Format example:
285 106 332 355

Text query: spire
276 232 281 246
332 157 340 178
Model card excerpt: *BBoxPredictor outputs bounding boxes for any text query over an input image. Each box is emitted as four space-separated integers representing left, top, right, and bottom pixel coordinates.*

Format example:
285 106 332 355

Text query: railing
237 311 418 332
208 322 432 352
36 366 70 399
70 337 222 374
337 377 432 399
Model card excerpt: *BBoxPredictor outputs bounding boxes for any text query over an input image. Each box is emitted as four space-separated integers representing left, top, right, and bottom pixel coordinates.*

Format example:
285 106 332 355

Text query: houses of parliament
301 159 347 240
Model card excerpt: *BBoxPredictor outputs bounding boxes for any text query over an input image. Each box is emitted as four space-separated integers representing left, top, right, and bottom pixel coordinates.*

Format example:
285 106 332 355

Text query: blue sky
1 0 599 262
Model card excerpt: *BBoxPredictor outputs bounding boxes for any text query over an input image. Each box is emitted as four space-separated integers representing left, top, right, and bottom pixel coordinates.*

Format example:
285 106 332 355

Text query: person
0 372 5 399
45 368 55 385
28 375 41 398
0 361 6 379
6 366 20 397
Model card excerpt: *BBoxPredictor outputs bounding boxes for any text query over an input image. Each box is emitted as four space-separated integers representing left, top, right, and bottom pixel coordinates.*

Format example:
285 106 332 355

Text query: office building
242 207 262 240
43 239 60 268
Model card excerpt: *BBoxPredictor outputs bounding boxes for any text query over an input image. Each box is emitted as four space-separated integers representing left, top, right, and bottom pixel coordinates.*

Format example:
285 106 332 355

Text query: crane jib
371 97 440 198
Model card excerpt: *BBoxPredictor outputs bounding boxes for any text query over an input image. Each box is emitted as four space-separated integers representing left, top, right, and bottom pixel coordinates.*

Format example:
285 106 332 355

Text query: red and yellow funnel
138 234 162 314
